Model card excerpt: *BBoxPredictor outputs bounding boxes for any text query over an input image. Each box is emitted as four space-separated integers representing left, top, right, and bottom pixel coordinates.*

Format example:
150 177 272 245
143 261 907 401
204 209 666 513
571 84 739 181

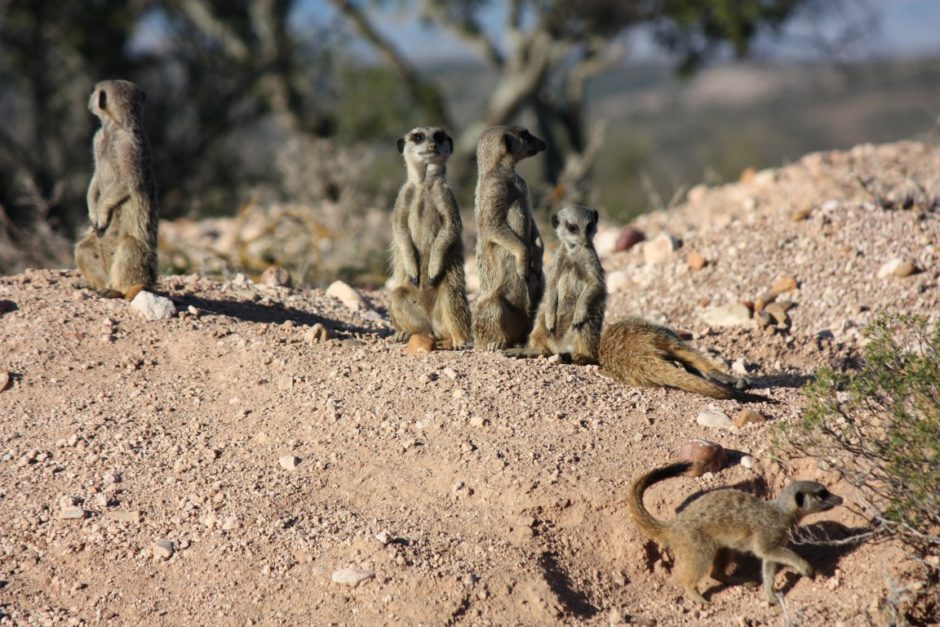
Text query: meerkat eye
411 132 425 144
432 130 446 144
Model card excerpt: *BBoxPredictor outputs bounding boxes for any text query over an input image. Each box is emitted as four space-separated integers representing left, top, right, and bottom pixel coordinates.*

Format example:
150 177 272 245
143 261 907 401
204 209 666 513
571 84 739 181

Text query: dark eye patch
411 132 425 144
432 130 446 144
566 223 577 233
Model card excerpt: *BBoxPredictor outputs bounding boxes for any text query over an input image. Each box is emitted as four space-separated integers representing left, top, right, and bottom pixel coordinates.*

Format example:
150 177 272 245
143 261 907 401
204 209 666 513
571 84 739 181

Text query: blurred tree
0 0 143 236
332 0 817 207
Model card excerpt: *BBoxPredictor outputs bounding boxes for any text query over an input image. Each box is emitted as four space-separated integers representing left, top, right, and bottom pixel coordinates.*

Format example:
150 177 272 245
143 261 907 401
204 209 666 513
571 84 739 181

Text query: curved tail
627 462 692 542
665 368 772 403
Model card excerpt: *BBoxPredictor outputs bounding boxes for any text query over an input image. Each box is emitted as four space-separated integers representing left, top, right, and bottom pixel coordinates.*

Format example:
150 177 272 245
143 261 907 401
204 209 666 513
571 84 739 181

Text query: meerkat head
476 125 546 173
88 80 145 130
778 481 843 519
552 205 598 252
397 126 453 172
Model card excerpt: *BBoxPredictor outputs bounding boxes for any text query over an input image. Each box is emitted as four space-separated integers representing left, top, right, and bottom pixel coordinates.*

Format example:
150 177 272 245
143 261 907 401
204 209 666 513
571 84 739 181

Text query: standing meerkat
388 126 471 348
628 461 843 604
599 317 768 401
505 205 605 364
472 125 546 350
75 79 158 300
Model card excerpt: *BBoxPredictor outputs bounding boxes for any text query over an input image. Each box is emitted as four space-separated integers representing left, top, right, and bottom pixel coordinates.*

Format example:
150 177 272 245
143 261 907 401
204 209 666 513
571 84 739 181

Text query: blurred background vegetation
1 0 939 286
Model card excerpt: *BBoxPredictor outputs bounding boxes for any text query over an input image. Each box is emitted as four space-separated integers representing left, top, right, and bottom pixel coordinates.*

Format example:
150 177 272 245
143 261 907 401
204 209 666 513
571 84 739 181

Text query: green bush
780 314 939 620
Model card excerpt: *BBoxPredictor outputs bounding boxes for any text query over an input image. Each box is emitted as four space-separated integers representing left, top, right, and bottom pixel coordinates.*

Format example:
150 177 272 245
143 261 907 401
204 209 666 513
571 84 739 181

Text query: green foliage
780 314 940 616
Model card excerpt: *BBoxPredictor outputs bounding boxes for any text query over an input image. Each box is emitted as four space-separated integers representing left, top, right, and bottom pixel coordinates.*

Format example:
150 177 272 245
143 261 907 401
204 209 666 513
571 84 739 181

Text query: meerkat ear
445 133 454 153
551 212 559 229
590 209 599 225
502 132 516 154
396 137 406 154
98 89 107 111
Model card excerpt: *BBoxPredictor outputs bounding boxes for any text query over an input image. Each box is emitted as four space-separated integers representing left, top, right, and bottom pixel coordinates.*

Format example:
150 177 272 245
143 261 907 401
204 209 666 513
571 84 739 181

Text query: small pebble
278 455 300 471
331 566 375 587
152 539 174 560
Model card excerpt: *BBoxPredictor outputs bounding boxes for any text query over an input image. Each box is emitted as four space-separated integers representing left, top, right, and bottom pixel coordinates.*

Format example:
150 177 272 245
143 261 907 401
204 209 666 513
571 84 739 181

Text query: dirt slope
1 141 938 625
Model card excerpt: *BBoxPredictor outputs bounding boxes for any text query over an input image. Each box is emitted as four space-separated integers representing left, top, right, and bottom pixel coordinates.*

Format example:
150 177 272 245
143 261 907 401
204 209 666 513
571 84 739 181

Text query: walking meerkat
599 317 768 401
472 125 547 350
75 79 158 300
388 126 471 348
628 461 843 604
505 205 605 364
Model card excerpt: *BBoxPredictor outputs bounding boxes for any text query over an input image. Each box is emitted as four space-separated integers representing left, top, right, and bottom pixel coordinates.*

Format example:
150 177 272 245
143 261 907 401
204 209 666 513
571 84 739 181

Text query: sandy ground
1 141 938 625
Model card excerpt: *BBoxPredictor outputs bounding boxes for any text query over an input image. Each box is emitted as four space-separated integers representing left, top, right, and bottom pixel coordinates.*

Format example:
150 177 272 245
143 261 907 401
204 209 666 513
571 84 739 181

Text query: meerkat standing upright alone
388 126 471 348
628 461 843 604
75 79 158 300
505 205 605 364
472 125 547 350
599 317 768 401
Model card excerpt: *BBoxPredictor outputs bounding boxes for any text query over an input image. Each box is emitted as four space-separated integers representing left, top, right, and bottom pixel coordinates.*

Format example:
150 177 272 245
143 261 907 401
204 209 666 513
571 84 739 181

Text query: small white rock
741 455 756 469
152 539 174 560
130 291 177 321
278 455 300 471
332 566 375 587
731 358 748 375
326 281 368 311
606 270 630 294
700 303 752 327
643 233 679 265
696 410 734 431
59 507 87 520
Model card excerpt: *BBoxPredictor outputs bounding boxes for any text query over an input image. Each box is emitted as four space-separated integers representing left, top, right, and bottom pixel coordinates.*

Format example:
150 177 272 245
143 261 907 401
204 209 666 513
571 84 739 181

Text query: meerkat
472 125 547 350
504 205 605 364
628 461 843 604
75 79 158 300
599 317 769 401
388 126 471 349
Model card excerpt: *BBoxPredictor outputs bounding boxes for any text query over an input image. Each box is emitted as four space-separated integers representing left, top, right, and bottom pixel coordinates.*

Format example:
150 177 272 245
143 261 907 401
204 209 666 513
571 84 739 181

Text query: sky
296 0 940 65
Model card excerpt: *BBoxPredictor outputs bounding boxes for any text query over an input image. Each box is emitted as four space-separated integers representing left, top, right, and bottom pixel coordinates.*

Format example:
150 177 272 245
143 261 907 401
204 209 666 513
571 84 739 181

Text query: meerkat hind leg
432 282 471 350
390 287 432 342
711 549 754 587
674 538 714 605
110 235 153 296
75 234 110 291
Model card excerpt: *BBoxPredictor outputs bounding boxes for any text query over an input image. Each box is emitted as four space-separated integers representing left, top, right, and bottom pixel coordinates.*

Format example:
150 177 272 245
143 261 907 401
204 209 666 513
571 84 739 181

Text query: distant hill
429 55 940 220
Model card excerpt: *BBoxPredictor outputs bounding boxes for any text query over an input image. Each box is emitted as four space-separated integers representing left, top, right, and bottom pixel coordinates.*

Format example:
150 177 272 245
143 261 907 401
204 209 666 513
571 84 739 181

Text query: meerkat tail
627 462 692 542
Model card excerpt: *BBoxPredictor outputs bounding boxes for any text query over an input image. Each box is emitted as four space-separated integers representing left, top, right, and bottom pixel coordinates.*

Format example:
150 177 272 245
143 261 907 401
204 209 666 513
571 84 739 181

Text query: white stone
699 303 751 327
731 358 748 375
594 227 620 258
741 455 756 469
130 291 177 321
332 566 375 587
278 455 300 471
326 281 368 311
696 410 734 431
643 233 679 265
877 257 904 279
152 539 174 560
606 270 630 294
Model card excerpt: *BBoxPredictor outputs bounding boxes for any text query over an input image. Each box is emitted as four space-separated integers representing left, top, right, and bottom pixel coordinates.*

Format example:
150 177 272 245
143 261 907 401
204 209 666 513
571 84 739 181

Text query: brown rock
614 227 645 253
754 291 777 312
892 260 918 278
687 251 707 271
790 207 812 222
677 439 727 477
261 265 292 288
734 410 766 428
771 276 798 295
404 334 435 355
764 301 795 326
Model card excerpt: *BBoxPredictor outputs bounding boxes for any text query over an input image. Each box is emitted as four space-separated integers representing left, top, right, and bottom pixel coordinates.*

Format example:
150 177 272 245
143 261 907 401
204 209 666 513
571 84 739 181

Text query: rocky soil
1 141 938 625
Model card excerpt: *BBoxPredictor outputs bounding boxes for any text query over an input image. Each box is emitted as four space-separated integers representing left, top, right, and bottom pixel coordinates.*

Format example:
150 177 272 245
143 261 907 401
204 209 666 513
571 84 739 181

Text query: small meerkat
628 461 843 604
505 205 605 364
75 79 158 300
388 126 471 348
472 125 546 350
599 317 768 401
